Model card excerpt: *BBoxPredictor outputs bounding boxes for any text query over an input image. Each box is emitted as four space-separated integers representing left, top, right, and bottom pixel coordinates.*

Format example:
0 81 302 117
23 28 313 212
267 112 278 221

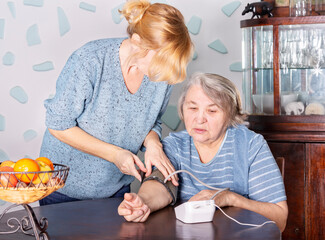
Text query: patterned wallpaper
0 0 249 166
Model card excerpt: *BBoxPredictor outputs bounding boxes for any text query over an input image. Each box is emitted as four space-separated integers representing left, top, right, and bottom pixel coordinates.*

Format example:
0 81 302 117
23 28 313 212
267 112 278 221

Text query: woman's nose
195 110 206 123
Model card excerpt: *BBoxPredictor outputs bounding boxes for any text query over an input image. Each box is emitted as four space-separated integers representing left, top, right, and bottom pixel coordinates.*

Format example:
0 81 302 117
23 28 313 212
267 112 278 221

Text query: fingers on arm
131 157 144 182
165 161 178 185
134 155 147 173
155 161 178 186
122 155 146 182
145 161 153 177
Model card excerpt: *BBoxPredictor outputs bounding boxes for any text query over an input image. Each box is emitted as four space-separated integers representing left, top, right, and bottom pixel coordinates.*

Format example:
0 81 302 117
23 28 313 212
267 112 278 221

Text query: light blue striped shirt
162 125 286 203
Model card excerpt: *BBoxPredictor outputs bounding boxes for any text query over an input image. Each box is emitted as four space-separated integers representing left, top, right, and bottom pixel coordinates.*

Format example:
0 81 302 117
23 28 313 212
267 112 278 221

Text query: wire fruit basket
0 163 69 240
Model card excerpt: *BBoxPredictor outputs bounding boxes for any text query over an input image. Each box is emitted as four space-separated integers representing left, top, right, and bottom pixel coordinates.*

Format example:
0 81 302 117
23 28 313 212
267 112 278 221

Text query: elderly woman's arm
118 180 173 222
189 190 288 232
224 192 288 232
231 195 288 232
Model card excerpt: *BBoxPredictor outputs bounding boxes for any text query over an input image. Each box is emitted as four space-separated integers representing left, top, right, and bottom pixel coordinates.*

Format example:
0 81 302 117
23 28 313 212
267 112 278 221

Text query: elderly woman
118 73 288 232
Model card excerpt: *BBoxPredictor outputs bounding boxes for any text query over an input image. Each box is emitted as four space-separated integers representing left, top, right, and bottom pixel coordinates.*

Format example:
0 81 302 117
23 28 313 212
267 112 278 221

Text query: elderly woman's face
183 85 227 146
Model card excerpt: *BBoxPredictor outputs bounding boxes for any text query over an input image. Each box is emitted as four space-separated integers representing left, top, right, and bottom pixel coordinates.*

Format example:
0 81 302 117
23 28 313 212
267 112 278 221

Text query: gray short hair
178 72 246 127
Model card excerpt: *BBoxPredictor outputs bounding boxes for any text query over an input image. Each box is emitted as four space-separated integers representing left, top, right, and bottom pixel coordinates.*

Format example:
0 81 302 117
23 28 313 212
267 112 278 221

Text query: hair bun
122 0 151 25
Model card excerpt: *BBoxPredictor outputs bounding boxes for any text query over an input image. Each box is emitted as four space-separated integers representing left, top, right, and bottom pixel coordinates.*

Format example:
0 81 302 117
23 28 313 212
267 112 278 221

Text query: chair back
275 157 285 179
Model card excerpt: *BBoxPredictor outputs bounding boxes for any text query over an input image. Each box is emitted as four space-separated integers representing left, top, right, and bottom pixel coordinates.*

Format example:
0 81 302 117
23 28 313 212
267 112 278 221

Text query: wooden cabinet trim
240 16 325 28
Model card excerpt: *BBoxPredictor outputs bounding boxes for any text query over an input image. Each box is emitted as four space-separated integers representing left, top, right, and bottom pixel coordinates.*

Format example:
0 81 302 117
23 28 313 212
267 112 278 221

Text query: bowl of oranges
0 157 69 204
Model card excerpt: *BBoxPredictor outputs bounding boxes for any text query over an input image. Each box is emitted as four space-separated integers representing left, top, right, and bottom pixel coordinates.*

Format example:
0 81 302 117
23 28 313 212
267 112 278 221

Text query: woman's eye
187 106 197 111
208 109 217 113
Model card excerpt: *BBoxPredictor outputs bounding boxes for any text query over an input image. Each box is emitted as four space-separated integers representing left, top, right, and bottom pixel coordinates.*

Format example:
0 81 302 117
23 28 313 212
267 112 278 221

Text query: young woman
39 0 193 205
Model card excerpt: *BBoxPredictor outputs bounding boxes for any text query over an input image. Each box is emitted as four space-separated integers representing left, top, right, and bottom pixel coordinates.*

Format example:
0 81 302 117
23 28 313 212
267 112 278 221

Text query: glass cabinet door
242 25 275 115
279 24 325 115
242 23 325 115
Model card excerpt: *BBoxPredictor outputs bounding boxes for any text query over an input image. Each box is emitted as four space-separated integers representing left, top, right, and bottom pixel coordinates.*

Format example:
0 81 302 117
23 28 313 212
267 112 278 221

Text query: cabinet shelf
248 67 325 71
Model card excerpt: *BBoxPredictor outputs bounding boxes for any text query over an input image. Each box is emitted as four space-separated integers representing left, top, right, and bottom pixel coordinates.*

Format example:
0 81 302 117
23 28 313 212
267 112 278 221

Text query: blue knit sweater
40 38 172 199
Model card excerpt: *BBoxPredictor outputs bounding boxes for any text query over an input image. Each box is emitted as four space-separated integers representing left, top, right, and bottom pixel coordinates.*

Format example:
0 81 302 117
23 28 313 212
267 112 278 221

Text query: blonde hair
121 0 193 84
178 72 246 127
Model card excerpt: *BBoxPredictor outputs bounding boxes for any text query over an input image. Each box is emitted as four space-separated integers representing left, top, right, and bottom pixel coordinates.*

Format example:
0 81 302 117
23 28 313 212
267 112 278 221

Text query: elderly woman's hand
144 141 178 186
189 189 234 207
113 149 147 182
118 193 151 222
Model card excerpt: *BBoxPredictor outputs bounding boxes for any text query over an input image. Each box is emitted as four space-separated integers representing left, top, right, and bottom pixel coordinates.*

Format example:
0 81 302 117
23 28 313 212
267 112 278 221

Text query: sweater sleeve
150 85 173 139
44 53 94 130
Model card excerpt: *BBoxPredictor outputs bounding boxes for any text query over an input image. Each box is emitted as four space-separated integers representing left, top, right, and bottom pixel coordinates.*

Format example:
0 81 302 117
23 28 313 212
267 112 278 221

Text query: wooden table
0 198 281 240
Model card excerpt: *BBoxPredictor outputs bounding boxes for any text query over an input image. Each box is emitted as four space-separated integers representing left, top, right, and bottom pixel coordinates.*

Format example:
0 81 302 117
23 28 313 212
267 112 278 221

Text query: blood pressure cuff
143 169 178 205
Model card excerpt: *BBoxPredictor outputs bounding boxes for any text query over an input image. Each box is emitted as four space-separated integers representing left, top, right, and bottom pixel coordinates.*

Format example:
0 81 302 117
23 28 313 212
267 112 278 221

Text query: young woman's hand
118 193 151 222
144 142 178 186
113 149 147 182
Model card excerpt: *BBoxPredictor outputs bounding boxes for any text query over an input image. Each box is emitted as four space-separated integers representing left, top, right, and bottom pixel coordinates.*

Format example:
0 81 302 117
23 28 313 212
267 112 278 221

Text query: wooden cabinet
248 116 325 239
271 140 325 239
241 16 325 239
268 141 305 239
306 144 325 239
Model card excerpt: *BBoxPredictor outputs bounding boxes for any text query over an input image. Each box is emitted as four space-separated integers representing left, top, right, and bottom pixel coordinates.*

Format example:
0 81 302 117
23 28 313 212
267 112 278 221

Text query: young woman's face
183 85 227 146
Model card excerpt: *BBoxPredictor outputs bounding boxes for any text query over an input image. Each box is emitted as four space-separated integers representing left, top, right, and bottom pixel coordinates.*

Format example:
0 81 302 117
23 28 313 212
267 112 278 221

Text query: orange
0 160 15 168
35 157 54 170
33 161 52 185
14 158 40 183
0 166 18 187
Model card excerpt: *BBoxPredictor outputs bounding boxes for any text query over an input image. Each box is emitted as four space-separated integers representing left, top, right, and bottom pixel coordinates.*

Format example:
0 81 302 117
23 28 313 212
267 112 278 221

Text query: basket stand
0 203 49 240
0 163 69 239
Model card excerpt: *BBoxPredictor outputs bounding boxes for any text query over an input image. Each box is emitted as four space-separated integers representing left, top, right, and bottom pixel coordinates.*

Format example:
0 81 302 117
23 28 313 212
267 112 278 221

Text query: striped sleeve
247 134 287 203
162 133 181 171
